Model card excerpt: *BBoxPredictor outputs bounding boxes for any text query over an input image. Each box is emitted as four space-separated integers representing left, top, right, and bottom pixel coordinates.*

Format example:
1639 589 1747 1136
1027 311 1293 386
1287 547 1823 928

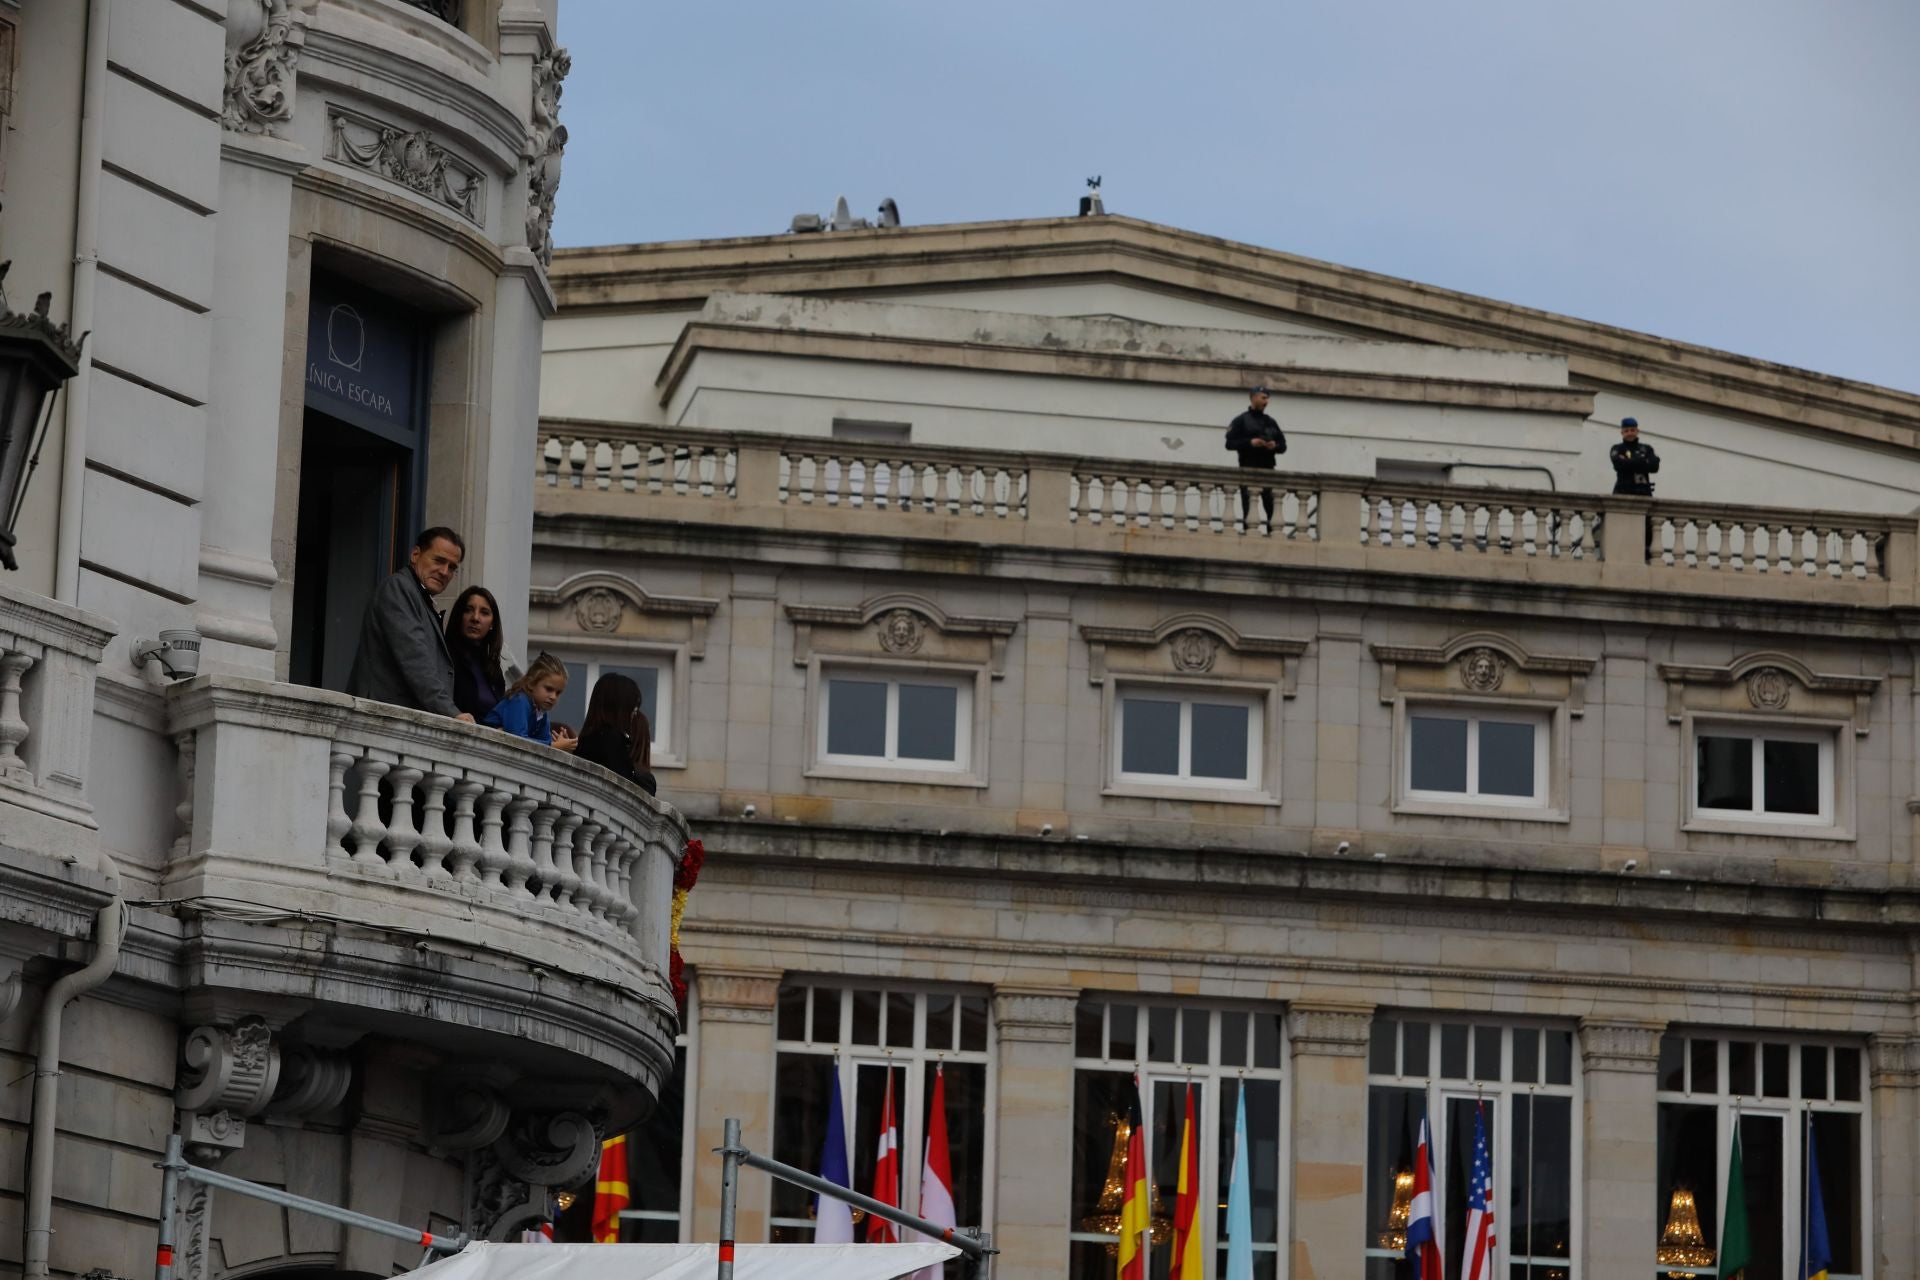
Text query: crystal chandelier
1656 1187 1715 1276
1377 1168 1414 1249
1076 1113 1171 1255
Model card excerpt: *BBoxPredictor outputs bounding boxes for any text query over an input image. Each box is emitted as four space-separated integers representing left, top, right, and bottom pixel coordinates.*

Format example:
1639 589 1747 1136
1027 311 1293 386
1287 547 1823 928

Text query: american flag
1459 1102 1497 1280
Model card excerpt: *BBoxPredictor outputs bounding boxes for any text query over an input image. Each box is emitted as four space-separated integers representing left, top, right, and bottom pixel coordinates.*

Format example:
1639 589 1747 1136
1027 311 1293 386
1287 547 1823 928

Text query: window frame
805 657 989 788
1100 676 1279 806
1684 714 1845 836
1392 697 1566 822
535 638 686 769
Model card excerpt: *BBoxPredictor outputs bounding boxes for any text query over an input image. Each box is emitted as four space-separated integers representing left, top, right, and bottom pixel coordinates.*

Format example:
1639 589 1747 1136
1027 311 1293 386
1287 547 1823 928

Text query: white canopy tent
407 1241 961 1280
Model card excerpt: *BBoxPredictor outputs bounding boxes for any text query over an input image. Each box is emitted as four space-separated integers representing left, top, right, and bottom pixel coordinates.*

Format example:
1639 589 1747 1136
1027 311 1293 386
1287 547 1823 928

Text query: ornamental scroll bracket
1371 631 1595 715
786 594 1019 677
1657 651 1880 737
1078 613 1308 691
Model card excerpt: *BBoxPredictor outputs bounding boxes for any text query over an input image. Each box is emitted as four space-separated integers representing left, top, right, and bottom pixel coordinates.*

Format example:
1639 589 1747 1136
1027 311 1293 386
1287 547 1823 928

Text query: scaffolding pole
714 1117 995 1280
153 1134 469 1280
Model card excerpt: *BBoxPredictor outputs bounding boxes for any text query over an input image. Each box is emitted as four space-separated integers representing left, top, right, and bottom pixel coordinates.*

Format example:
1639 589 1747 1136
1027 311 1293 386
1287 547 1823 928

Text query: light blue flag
1225 1085 1254 1280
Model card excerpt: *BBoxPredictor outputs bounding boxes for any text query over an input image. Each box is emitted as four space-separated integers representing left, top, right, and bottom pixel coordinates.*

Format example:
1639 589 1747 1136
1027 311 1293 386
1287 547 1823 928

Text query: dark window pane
1656 1103 1720 1266
1762 738 1821 815
1762 1042 1790 1097
1690 1039 1717 1094
1147 1006 1177 1063
1802 1044 1829 1100
1217 1078 1280 1247
1658 1034 1684 1092
1697 735 1753 810
554 662 589 735
1739 1113 1784 1280
886 991 915 1048
958 995 988 1052
629 1047 687 1214
1834 1046 1862 1102
897 683 959 762
1366 1086 1423 1256
1440 1023 1469 1079
1410 716 1469 793
1477 720 1536 798
605 664 661 735
771 1054 834 1223
810 987 841 1042
826 679 888 757
1443 1097 1496 1270
1121 698 1181 775
925 993 955 1052
1190 702 1251 780
1150 1078 1200 1257
850 989 881 1046
1544 1029 1573 1086
1108 1003 1137 1060
1511 1027 1539 1084
1403 1023 1431 1078
1510 1093 1572 1261
1070 1071 1134 1239
1473 1025 1503 1082
777 986 807 1041
1181 1007 1211 1065
623 1215 678 1243
1074 1001 1103 1059
1810 1111 1862 1273
852 1062 907 1207
1220 1010 1249 1068
1369 1019 1397 1076
1253 1013 1282 1069
1728 1041 1755 1096
933 1061 988 1247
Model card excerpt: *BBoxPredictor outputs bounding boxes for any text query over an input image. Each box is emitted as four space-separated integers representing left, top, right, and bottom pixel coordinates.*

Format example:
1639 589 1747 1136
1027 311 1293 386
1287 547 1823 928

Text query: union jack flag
1459 1102 1497 1280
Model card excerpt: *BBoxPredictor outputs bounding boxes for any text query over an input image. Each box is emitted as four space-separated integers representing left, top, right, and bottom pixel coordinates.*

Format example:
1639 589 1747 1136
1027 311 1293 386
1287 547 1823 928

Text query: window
1655 1033 1865 1280
1112 687 1264 792
1691 724 1834 825
1365 1016 1577 1279
1403 706 1550 808
551 652 674 760
771 984 991 1275
819 671 972 772
1070 1000 1285 1279
616 1039 689 1242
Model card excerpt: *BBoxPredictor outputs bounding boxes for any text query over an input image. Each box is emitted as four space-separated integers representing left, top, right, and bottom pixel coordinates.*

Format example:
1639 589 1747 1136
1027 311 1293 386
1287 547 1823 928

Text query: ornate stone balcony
0 581 115 858
537 420 1919 611
163 676 688 1098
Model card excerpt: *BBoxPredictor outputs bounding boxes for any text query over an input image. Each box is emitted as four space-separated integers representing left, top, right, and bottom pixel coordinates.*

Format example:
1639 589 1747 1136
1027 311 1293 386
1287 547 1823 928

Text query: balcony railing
536 422 1919 607
0 582 115 848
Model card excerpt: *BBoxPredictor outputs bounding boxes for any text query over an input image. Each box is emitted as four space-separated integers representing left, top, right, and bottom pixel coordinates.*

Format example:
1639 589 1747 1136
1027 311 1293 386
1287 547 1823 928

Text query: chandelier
1377 1168 1414 1250
1656 1187 1715 1276
1076 1113 1171 1254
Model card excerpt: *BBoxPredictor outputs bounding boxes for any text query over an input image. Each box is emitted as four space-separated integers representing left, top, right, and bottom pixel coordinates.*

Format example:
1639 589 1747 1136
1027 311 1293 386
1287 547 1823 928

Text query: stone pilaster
990 986 1079 1280
1286 1002 1372 1280
1869 1033 1919 1278
688 967 783 1242
1578 1018 1663 1278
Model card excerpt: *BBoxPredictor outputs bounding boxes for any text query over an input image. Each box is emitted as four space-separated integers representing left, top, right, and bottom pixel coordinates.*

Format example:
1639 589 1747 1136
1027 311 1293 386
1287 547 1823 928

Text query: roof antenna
1078 175 1105 217
828 195 870 231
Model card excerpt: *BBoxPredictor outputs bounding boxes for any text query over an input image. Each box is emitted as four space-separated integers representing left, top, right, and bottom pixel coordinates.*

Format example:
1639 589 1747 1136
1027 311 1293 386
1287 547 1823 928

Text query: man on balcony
1610 417 1661 496
1225 385 1287 531
346 528 475 722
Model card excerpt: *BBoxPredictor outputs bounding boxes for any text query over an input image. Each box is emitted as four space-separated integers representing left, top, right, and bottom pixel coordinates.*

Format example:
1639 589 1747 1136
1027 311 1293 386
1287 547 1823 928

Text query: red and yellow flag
592 1134 630 1244
1117 1079 1149 1280
1170 1083 1204 1280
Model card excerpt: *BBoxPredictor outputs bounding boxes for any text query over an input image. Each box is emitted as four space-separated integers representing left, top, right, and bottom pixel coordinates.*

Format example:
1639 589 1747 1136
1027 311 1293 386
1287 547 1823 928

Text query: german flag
592 1134 630 1244
1117 1078 1149 1280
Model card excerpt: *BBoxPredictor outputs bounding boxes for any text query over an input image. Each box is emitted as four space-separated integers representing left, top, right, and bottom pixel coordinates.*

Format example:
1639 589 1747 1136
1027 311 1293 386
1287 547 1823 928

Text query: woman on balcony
446 586 512 721
574 673 659 797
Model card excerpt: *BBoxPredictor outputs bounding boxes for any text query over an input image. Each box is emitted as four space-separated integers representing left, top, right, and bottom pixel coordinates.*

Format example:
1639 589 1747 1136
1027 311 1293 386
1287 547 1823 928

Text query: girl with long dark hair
445 586 508 720
574 672 658 796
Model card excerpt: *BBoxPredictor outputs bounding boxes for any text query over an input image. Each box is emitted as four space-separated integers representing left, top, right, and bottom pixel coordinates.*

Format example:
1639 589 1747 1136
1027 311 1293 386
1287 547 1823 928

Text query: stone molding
697 967 783 1024
991 987 1078 1044
1869 1034 1920 1087
1658 651 1881 736
1286 1003 1373 1057
1577 1018 1665 1073
1372 631 1595 714
524 46 570 267
223 0 315 136
1080 613 1309 691
326 106 485 226
529 571 721 656
787 594 1019 677
175 1017 354 1158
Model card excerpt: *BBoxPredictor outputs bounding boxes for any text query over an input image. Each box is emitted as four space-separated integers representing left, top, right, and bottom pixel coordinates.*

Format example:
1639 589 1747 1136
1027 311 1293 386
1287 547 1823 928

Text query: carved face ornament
1747 666 1792 711
878 608 925 654
1460 647 1507 693
574 588 624 633
1168 628 1219 673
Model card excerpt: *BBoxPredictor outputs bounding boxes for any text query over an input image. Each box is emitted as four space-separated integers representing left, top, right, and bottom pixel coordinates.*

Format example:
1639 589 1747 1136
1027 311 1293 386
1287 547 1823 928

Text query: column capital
1870 1033 1920 1087
1577 1018 1666 1073
992 986 1079 1044
696 967 784 1024
1287 1002 1374 1058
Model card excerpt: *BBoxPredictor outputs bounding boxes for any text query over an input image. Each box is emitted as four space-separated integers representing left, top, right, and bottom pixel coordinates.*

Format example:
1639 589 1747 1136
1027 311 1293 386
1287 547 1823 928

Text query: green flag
1720 1126 1752 1278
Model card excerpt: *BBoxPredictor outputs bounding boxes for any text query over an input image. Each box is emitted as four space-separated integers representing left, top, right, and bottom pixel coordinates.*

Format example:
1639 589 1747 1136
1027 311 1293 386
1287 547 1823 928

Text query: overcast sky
552 2 1919 394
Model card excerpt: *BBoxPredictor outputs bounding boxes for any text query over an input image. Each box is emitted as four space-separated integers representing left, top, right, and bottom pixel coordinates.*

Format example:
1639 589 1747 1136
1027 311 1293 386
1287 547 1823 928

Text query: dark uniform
1225 405 1287 526
1609 439 1660 496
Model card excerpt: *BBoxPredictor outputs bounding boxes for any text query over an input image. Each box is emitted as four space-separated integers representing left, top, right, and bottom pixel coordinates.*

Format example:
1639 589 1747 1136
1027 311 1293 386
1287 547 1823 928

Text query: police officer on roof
1609 416 1661 496
1225 384 1287 529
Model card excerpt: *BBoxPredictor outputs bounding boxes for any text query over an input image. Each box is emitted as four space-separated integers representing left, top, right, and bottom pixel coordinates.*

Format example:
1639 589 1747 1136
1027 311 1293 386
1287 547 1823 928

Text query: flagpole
1802 1110 1811 1280
1137 1074 1150 1275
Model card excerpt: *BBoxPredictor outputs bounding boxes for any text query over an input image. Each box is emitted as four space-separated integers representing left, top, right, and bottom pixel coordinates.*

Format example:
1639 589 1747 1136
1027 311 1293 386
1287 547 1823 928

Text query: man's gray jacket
345 569 459 717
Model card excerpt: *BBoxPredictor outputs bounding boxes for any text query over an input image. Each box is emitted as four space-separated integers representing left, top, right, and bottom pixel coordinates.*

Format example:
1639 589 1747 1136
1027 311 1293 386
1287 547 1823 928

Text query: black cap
1250 385 1272 396
1621 416 1639 429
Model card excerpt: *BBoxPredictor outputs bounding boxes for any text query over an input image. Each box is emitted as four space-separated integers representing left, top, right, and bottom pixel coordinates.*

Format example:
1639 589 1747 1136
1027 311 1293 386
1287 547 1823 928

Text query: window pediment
1658 652 1880 736
530 571 721 656
1079 613 1308 691
1371 632 1594 713
786 593 1019 676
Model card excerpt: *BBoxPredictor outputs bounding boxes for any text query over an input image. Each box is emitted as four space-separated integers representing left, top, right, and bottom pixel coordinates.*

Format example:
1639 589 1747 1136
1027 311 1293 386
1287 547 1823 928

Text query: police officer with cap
1609 416 1661 496
1225 384 1287 529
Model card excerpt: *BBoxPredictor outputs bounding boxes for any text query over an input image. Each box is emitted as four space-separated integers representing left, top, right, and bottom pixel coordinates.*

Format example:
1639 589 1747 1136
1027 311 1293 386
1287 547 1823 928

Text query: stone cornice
695 966 783 1024
1577 1018 1666 1073
1287 1003 1374 1057
1869 1033 1920 1087
550 215 1920 449
991 987 1079 1044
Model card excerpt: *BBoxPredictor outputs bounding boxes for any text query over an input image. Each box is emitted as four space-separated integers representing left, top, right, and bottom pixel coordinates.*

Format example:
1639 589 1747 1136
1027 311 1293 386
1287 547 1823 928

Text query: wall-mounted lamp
0 263 86 572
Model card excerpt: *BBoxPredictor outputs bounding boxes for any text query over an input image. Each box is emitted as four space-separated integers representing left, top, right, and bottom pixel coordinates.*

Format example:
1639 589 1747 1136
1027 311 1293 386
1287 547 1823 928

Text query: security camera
742 803 757 819
1335 840 1350 855
1039 822 1054 837
133 629 201 680
1619 858 1638 874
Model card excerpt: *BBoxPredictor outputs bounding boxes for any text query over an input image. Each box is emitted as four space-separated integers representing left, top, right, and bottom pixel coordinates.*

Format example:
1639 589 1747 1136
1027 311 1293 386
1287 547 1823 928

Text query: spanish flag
1170 1082 1204 1280
1117 1078 1149 1280
592 1134 630 1244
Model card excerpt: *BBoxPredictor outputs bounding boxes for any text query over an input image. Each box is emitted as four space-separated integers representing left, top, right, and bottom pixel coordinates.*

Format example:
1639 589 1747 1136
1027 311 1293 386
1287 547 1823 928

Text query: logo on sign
326 304 366 372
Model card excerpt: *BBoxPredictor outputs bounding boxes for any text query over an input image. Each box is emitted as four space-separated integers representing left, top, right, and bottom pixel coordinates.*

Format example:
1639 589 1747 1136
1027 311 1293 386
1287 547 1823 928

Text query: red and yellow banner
592 1134 630 1244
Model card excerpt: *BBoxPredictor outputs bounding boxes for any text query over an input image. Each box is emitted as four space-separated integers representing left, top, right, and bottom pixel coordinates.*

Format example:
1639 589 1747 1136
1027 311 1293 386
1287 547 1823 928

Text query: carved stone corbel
223 0 316 136
423 1068 516 1153
175 1017 281 1155
524 47 571 267
464 1104 605 1241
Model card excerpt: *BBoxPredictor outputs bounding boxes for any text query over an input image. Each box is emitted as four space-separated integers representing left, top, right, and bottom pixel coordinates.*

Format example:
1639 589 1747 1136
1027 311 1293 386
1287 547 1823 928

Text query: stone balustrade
0 582 116 856
165 677 688 1002
537 420 1920 607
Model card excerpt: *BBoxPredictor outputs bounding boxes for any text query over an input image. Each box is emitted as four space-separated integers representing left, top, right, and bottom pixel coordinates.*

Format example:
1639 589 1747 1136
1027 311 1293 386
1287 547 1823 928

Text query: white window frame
1686 717 1841 834
1396 700 1559 818
536 639 685 769
1101 677 1279 806
806 658 987 787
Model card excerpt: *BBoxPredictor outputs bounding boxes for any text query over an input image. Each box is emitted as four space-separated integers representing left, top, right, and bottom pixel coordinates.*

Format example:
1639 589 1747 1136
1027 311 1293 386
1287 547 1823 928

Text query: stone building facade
534 218 1920 1278
0 4 685 1280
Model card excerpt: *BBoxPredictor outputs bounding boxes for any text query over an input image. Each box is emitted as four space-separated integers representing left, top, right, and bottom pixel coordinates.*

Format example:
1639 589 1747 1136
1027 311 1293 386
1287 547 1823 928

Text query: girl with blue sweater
483 653 578 751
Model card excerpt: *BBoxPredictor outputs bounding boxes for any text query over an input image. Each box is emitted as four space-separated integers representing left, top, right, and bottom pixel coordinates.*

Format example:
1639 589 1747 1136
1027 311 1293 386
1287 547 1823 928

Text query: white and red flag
1459 1101 1497 1280
911 1065 958 1280
866 1069 902 1243
1405 1111 1442 1280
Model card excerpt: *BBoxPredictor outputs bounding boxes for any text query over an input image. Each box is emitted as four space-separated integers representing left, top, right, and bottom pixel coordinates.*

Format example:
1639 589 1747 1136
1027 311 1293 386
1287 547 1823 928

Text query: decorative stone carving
990 989 1077 1044
1459 646 1507 693
1869 1034 1919 1086
1167 628 1218 674
176 1180 212 1280
877 608 926 655
1577 1019 1665 1073
1746 666 1792 711
268 1045 353 1118
697 968 782 1025
182 1108 250 1161
468 1145 549 1243
525 47 571 267
425 1072 515 1152
176 1017 282 1115
491 1109 603 1188
1286 1004 1373 1057
328 109 484 225
573 587 624 633
223 0 312 136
